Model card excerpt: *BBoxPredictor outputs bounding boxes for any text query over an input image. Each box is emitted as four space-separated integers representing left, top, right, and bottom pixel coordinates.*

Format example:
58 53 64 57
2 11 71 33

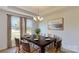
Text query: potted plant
35 28 41 40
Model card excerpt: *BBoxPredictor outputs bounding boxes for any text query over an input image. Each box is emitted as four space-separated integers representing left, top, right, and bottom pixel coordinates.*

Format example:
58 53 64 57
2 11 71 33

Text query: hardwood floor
0 47 16 53
0 47 77 53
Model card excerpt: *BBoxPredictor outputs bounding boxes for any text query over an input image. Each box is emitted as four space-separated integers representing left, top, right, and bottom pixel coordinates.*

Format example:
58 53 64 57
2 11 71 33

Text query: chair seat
47 47 56 53
47 39 62 53
30 47 39 53
20 44 39 53
47 47 61 53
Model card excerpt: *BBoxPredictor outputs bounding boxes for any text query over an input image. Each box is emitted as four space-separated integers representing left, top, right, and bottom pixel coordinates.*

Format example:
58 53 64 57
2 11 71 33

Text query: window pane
26 19 33 34
27 19 33 28
11 16 20 46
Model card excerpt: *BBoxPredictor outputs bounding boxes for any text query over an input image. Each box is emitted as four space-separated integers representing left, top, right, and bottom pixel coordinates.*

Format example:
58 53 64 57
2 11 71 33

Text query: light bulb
33 16 37 21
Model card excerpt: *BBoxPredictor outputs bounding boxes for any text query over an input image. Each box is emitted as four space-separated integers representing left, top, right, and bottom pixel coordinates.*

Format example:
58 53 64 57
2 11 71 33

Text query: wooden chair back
15 38 20 47
56 40 62 49
21 42 30 53
15 38 20 53
53 39 57 47
55 40 62 52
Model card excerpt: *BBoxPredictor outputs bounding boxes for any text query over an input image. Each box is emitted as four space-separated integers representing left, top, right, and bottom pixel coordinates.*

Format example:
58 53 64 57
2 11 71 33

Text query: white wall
45 7 79 52
0 9 7 50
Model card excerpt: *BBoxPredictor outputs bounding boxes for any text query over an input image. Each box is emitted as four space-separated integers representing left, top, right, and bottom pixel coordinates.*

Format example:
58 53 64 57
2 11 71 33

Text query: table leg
40 47 45 53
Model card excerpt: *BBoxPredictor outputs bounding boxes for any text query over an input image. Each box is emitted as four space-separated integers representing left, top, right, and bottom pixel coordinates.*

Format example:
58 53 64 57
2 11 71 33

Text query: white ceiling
17 6 68 17
0 6 69 19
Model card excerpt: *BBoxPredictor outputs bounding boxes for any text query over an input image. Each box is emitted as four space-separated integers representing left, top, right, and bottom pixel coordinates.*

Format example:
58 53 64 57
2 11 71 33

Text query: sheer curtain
39 21 48 36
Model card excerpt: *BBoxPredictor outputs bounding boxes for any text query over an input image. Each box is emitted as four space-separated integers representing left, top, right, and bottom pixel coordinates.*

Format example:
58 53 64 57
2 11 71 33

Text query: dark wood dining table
21 35 56 53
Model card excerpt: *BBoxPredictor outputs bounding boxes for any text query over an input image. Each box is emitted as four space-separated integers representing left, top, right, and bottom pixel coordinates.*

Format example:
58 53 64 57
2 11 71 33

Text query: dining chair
47 38 56 47
20 42 30 53
20 42 40 53
46 38 56 52
46 34 55 47
15 38 20 53
47 39 62 53
22 35 40 51
55 40 62 52
21 37 36 49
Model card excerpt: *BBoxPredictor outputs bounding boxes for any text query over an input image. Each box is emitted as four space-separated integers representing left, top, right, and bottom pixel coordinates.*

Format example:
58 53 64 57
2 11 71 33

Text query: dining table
21 35 56 53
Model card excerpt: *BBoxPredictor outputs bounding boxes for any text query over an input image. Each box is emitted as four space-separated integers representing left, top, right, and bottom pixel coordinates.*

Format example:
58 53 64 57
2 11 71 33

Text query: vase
34 34 39 40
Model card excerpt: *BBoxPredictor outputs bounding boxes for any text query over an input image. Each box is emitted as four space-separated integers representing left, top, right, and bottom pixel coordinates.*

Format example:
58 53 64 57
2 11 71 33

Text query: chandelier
33 8 43 22
33 16 43 22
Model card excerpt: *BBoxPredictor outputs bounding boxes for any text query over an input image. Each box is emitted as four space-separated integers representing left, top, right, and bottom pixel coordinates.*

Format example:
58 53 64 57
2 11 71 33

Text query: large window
11 16 20 46
8 15 35 47
26 19 35 34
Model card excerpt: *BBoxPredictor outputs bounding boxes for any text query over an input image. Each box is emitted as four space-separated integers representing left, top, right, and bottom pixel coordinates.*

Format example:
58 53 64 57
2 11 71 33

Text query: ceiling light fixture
33 8 43 22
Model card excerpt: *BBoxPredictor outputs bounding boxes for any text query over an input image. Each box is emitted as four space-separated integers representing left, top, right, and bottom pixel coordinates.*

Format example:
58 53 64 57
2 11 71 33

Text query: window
39 21 48 35
11 16 20 46
26 19 34 34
